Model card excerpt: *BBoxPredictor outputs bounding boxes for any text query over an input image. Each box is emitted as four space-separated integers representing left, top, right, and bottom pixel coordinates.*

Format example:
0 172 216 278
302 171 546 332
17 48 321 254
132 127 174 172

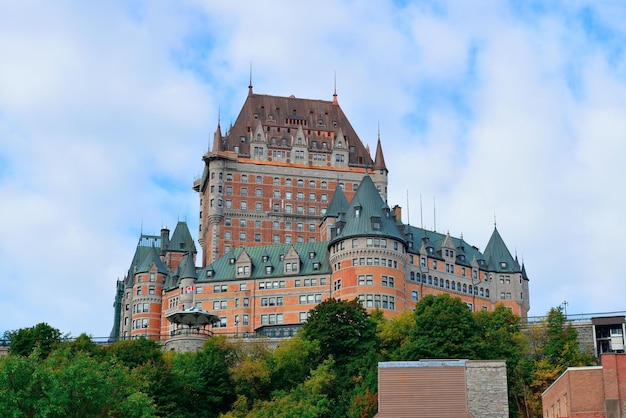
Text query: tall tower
193 87 386 267
328 175 406 316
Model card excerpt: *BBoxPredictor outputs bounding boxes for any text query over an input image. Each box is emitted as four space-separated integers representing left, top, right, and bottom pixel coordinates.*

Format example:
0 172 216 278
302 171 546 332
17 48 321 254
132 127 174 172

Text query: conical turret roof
483 226 518 272
330 175 404 243
136 246 168 274
325 185 349 218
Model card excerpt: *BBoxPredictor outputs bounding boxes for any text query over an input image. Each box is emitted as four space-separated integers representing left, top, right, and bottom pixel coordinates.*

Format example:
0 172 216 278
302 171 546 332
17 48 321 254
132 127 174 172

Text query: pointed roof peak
179 253 197 280
325 184 349 218
373 134 387 172
332 71 338 105
483 226 517 272
248 63 253 96
331 174 404 243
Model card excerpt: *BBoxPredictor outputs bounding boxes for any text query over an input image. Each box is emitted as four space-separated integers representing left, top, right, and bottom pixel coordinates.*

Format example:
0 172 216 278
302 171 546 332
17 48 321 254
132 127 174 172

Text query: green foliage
375 309 415 360
170 337 235 417
518 307 597 417
5 322 62 358
0 347 154 417
401 294 482 360
301 298 377 367
269 336 320 391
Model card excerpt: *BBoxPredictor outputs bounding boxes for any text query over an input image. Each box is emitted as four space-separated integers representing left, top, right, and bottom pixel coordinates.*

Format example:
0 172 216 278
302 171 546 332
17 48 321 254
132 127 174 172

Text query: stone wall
466 360 509 418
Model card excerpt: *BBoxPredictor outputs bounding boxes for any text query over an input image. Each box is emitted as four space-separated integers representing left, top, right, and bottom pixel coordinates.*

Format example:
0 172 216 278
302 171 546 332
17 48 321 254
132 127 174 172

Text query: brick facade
542 353 626 418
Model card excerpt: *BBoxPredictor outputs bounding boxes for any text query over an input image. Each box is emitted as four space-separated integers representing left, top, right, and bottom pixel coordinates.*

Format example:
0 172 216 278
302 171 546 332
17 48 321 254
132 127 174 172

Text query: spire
248 63 253 96
211 108 222 152
373 131 387 172
332 71 338 105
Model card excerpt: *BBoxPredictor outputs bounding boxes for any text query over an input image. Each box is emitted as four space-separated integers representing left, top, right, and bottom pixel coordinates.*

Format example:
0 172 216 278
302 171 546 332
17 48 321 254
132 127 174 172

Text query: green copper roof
331 175 404 243
325 185 349 218
404 225 486 267
169 221 197 253
136 246 168 274
179 253 198 280
195 241 330 284
483 227 519 273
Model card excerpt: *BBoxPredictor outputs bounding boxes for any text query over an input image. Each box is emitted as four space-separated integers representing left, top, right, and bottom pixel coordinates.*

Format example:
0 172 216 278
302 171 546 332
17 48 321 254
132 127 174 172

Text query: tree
4 322 62 358
475 305 529 417
300 298 376 368
401 294 482 360
520 307 596 417
170 337 235 417
269 335 320 392
300 298 378 418
0 346 154 417
374 309 415 360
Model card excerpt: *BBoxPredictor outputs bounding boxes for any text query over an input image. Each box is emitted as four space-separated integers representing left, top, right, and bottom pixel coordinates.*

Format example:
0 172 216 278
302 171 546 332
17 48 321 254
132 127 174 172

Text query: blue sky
1 1 625 337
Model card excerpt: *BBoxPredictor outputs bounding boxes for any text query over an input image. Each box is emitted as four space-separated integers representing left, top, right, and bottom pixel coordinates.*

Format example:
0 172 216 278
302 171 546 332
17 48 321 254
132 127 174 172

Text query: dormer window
206 270 214 278
279 254 285 261
371 217 381 231
313 262 320 270
262 255 269 262
229 258 236 264
265 265 273 274
355 206 361 218
309 251 316 259
500 261 508 269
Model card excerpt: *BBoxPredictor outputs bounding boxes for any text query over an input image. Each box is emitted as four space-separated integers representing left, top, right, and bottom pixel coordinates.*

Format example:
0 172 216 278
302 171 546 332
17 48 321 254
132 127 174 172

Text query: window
241 201 247 210
149 286 155 295
241 187 248 196
299 312 309 323
239 232 246 241
382 276 395 287
412 291 418 301
241 175 248 182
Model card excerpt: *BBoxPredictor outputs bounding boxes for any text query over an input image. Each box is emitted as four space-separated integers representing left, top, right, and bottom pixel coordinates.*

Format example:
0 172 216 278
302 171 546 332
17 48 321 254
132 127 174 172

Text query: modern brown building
111 86 531 343
542 353 626 418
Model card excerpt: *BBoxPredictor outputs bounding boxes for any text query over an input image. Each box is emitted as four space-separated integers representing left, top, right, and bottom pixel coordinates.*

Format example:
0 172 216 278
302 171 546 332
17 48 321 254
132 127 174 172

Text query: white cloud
1 1 626 336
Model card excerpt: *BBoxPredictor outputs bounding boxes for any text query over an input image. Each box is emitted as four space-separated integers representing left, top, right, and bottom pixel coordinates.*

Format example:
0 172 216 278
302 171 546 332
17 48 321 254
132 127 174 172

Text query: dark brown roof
214 90 374 168
373 136 387 172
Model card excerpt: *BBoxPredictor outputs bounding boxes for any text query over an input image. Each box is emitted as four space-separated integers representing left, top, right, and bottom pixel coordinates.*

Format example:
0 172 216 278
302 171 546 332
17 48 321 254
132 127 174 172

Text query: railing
524 311 626 324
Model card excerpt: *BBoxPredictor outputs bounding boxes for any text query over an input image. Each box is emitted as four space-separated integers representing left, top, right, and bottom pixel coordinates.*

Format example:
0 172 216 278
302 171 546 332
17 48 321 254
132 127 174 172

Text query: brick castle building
111 84 530 341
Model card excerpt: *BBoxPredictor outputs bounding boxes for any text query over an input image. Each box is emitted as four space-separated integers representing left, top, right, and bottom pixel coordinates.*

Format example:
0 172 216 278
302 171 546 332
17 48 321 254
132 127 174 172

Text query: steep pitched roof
124 234 163 286
216 90 374 167
169 221 197 253
373 136 387 172
325 185 349 218
332 175 404 243
483 227 518 272
179 253 198 280
136 246 168 274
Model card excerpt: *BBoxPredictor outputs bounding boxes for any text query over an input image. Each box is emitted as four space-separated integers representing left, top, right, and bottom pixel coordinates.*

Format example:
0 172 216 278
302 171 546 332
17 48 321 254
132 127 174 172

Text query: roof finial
494 211 497 227
378 121 380 141
332 70 338 105
248 63 253 96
